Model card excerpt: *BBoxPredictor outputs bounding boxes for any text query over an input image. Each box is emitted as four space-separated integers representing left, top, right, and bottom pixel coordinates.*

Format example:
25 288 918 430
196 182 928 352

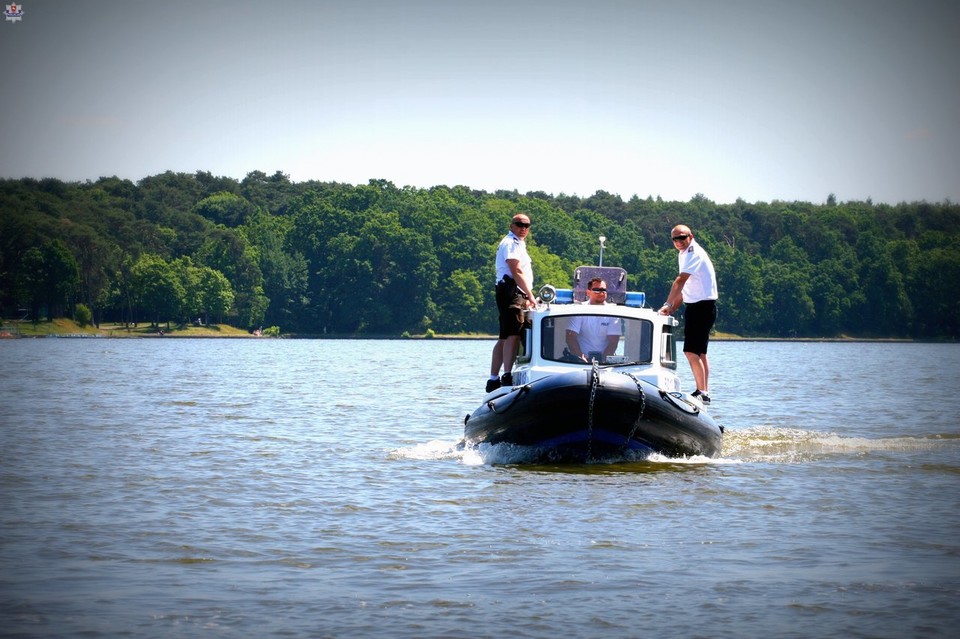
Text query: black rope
486 385 531 414
618 371 647 453
586 361 601 461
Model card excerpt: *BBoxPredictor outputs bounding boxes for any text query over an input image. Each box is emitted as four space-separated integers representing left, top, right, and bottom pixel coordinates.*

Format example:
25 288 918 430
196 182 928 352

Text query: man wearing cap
487 213 535 393
659 224 718 404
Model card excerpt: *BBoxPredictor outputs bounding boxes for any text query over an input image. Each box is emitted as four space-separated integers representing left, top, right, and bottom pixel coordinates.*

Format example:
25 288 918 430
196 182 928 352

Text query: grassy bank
2 319 255 338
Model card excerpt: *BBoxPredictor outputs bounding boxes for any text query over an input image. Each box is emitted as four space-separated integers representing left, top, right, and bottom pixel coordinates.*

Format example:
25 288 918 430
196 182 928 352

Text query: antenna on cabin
598 236 607 266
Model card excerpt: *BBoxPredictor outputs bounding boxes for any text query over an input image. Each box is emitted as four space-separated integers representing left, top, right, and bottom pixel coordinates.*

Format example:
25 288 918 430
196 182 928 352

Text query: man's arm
506 258 535 307
660 272 690 315
565 330 585 360
603 334 620 356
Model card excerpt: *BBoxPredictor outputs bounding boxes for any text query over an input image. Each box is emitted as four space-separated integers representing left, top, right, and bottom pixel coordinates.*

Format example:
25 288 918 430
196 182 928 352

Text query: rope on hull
585 362 648 461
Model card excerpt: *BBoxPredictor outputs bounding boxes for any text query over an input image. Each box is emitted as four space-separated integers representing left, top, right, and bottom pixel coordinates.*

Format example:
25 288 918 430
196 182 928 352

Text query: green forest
2 170 958 339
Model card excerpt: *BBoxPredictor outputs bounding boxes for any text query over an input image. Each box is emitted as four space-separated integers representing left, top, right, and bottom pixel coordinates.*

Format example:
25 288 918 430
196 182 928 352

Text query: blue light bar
554 288 574 304
625 291 645 307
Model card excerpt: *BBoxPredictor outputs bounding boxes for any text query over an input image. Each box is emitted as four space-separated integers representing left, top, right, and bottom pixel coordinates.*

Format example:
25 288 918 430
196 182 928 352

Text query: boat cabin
510 266 682 392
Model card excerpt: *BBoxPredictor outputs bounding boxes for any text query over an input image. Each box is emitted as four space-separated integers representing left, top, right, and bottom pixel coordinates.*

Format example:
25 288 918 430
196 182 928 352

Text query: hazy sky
2 0 958 204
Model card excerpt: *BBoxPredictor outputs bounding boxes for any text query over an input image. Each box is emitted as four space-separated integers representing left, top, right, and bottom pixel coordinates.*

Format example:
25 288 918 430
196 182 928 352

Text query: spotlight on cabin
538 284 557 303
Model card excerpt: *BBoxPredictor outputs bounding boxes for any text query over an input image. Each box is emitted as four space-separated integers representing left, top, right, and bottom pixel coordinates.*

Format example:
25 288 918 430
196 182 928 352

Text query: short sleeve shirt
567 314 622 354
678 239 718 303
495 231 533 285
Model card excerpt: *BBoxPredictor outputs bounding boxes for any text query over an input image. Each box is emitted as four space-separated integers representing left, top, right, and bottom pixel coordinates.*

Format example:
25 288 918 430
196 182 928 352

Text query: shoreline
1 333 947 344
1 320 952 343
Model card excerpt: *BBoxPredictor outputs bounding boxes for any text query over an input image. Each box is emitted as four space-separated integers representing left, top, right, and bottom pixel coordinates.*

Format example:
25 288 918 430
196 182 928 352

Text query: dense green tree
240 170 294 214
63 225 113 327
2 173 959 339
313 232 368 333
519 198 591 265
15 240 80 320
434 269 485 333
75 303 93 327
194 226 266 327
855 234 912 337
526 244 570 291
240 210 309 330
809 254 863 336
193 192 255 227
196 267 235 325
132 254 184 327
911 242 960 337
761 261 816 337
348 210 438 333
169 257 232 324
194 170 241 198
710 243 766 336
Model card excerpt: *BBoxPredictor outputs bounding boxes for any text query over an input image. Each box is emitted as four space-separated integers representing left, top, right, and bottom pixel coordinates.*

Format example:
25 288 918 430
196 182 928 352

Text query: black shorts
683 300 717 355
495 277 526 339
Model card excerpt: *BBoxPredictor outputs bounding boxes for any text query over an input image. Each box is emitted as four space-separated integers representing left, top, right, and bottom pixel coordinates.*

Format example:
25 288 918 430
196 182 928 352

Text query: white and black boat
462 265 723 462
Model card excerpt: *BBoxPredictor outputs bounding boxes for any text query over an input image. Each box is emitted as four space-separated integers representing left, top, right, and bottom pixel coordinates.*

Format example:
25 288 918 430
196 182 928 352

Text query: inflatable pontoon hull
463 369 722 461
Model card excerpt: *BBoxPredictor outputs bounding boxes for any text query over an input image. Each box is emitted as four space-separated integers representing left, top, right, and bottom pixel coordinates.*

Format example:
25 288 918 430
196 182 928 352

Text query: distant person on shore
659 224 718 403
565 278 621 362
487 213 535 392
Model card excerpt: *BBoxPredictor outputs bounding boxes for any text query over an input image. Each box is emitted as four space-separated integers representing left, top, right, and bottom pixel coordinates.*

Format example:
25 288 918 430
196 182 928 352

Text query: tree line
1 171 958 338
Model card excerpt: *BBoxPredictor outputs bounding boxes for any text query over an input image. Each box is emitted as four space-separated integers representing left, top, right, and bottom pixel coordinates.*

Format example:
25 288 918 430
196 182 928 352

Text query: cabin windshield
539 314 653 365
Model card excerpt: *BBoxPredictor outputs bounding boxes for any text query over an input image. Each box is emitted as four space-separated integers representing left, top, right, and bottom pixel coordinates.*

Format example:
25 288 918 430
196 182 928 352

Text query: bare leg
490 339 504 376
684 352 706 391
502 335 520 373
701 353 710 392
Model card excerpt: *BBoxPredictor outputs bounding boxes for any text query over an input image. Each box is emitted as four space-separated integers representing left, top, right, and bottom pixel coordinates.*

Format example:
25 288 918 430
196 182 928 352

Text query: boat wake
721 426 960 463
390 439 736 467
391 428 959 467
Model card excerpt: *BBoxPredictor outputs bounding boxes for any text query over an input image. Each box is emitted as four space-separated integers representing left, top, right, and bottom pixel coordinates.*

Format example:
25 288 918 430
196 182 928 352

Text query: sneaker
485 378 501 393
500 372 513 387
691 390 712 404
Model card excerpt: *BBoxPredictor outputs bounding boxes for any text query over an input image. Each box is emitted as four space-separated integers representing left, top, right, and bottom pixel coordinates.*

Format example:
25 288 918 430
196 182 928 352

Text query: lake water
1 338 958 638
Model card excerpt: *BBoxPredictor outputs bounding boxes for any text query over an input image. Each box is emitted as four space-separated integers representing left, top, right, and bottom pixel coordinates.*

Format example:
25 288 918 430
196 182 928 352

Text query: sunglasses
590 288 607 293
513 221 531 228
671 234 690 242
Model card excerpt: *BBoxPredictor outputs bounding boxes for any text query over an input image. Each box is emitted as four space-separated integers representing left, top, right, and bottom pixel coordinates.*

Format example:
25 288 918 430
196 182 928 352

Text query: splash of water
721 425 957 463
391 427 958 467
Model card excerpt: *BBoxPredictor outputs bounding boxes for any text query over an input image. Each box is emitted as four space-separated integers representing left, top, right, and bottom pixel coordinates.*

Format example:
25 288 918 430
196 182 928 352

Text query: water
1 338 958 638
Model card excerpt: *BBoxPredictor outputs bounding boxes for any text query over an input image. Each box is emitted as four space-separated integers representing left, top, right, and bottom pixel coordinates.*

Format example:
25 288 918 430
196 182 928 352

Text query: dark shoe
692 390 711 404
485 378 501 393
500 372 513 387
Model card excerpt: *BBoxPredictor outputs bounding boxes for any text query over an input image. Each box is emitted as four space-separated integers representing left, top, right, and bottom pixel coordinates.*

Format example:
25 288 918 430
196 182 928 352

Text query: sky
2 0 958 205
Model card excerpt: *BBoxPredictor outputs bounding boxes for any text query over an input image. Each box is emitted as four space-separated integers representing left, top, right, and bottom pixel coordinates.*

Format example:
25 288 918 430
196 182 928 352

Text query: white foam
719 425 956 463
391 428 958 467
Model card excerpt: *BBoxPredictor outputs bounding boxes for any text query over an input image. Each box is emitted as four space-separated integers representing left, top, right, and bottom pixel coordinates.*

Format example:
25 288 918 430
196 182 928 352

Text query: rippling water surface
1 338 958 638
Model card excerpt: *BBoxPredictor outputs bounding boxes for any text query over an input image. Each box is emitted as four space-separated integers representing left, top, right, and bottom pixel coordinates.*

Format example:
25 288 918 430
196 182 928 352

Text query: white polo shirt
567 315 622 354
495 231 533 286
678 239 718 303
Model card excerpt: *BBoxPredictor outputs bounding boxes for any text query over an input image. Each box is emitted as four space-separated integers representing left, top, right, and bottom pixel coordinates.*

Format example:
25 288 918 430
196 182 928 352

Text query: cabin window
541 315 653 365
516 324 532 364
660 324 677 369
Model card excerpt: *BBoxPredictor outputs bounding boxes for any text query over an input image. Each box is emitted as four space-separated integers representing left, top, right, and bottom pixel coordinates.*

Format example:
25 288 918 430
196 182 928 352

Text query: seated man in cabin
564 278 622 363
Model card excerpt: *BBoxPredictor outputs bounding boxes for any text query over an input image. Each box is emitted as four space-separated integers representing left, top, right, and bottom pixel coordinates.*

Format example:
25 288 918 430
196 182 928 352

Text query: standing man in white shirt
487 213 536 393
659 225 718 404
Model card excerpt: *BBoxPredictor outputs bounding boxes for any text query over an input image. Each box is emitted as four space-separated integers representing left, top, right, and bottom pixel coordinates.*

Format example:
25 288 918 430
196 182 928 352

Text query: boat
462 264 723 462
